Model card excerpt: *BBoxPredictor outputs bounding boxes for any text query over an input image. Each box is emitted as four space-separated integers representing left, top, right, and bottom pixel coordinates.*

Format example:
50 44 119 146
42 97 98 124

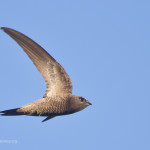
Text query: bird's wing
1 27 72 97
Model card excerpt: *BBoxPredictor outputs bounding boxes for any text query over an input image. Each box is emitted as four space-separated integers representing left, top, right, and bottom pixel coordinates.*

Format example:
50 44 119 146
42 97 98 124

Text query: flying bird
0 27 91 122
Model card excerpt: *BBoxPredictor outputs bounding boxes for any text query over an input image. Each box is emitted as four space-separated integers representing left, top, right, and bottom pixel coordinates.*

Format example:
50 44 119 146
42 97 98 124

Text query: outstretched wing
1 27 72 97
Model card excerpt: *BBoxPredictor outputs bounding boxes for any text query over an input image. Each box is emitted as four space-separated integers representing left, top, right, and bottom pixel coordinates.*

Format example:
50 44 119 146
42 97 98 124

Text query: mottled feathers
0 27 91 122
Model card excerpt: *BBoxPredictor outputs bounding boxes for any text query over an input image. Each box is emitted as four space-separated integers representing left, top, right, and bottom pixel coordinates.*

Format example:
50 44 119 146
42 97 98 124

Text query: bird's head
78 96 92 107
68 95 92 113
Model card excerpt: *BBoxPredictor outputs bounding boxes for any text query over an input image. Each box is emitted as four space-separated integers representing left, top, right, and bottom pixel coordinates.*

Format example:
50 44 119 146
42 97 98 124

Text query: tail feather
0 108 22 116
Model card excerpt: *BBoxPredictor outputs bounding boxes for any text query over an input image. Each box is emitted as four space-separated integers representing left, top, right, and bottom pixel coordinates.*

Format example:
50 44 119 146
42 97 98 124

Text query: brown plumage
0 27 91 122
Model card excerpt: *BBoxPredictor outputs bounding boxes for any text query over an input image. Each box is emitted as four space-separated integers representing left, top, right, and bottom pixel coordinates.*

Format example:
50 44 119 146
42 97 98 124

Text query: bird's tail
0 108 23 116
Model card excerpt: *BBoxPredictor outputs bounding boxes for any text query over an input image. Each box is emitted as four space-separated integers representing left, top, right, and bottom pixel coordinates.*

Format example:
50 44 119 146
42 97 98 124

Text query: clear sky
0 0 150 150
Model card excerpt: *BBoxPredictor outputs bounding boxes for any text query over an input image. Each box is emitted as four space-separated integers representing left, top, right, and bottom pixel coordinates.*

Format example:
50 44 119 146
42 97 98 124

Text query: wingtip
1 27 9 32
1 27 5 31
1 27 10 31
41 116 55 122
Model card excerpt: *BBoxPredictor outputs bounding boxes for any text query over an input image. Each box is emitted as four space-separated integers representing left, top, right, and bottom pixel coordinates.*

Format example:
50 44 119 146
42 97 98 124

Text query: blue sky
0 0 150 150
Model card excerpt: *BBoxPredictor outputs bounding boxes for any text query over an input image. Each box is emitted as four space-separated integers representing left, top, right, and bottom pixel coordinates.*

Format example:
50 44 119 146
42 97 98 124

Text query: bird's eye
79 97 84 102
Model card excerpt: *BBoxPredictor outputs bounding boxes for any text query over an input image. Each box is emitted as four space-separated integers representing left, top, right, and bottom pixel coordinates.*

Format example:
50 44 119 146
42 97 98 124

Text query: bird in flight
0 27 91 122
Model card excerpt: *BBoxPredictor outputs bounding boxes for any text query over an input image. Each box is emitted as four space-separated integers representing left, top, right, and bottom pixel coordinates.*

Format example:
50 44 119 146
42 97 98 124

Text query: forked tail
0 108 23 116
1 108 55 122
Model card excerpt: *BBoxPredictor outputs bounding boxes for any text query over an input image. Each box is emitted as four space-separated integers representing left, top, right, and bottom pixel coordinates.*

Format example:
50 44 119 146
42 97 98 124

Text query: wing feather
1 27 72 97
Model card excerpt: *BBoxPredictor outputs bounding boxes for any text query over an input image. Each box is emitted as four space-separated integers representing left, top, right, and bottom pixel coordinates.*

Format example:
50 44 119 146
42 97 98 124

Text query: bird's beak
88 102 92 105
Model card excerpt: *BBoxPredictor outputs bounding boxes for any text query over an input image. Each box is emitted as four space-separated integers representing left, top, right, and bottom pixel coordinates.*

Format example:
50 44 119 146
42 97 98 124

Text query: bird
0 27 92 122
